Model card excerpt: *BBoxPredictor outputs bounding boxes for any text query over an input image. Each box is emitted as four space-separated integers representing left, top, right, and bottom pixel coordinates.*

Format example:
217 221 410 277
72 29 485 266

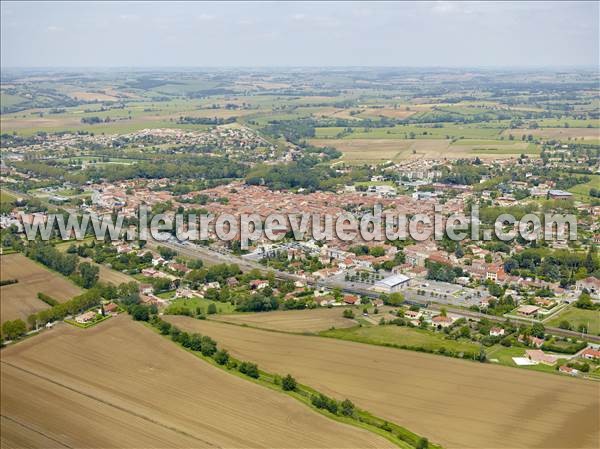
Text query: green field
164 296 237 315
568 175 600 202
0 189 17 204
320 325 480 354
547 306 600 335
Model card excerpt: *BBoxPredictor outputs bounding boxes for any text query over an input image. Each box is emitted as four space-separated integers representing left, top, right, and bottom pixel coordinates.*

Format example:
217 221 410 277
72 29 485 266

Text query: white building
373 274 411 293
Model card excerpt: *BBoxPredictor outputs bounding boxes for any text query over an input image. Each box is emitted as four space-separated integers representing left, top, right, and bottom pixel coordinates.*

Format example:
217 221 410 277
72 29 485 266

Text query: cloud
118 14 139 22
46 25 63 32
197 13 216 21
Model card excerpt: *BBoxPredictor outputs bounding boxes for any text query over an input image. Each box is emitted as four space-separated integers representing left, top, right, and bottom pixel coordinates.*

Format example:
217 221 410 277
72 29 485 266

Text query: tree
207 303 217 315
417 437 429 449
1 319 27 340
239 361 259 378
558 320 572 330
342 309 355 319
281 374 297 391
575 292 594 310
531 322 545 338
340 399 355 417
78 262 100 288
213 350 229 365
384 292 404 306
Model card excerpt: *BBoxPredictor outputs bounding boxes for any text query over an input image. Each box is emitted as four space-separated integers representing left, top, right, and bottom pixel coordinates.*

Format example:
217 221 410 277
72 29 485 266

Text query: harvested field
167 317 600 449
96 263 137 286
0 254 83 323
310 139 413 163
210 308 358 333
0 316 394 449
311 137 532 162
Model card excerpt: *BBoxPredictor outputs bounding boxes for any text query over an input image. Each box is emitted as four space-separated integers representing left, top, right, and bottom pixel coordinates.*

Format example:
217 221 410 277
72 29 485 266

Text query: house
534 297 556 309
315 296 335 307
103 303 119 314
580 347 600 361
372 299 384 308
168 262 190 274
432 315 453 328
517 305 540 317
151 256 166 266
373 274 411 293
404 310 422 320
529 336 545 348
576 277 600 298
343 295 361 305
139 283 154 295
489 327 505 337
249 279 269 290
486 265 506 282
226 277 239 287
75 311 97 324
559 365 579 376
525 349 557 366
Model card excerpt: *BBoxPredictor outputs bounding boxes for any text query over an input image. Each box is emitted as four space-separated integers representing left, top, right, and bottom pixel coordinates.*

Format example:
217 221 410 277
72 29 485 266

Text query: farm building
548 190 573 200
374 274 411 293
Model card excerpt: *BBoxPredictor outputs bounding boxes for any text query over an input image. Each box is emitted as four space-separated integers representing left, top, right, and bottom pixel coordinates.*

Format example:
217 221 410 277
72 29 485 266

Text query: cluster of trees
1 319 27 341
503 247 598 286
425 261 464 283
440 162 489 185
25 242 99 288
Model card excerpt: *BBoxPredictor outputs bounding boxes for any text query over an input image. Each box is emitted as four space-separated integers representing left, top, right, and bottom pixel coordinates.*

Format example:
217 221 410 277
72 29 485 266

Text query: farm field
0 316 394 449
210 307 358 333
164 296 237 315
0 254 83 323
166 317 600 449
568 175 600 202
310 137 530 163
320 325 480 353
547 306 600 336
502 127 600 141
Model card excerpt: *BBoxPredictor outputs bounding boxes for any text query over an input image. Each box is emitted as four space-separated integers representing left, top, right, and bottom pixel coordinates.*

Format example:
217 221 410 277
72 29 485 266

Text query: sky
1 1 598 68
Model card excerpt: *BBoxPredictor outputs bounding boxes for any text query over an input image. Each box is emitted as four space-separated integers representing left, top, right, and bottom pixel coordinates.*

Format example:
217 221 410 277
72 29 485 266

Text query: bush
213 350 229 365
239 361 259 378
281 374 297 391
200 336 217 356
340 399 355 416
0 279 18 287
207 303 217 314
342 309 355 319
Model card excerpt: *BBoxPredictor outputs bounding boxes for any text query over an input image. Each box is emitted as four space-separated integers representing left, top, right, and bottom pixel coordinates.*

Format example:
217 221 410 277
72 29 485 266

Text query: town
1 3 599 447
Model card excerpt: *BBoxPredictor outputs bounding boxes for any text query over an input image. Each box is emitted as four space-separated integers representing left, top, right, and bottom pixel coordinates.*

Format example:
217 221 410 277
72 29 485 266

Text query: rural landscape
1 2 599 449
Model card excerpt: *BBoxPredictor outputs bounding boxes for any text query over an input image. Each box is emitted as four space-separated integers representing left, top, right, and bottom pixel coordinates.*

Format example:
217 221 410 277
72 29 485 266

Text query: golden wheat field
210 307 358 333
0 316 394 449
0 254 83 323
167 317 600 449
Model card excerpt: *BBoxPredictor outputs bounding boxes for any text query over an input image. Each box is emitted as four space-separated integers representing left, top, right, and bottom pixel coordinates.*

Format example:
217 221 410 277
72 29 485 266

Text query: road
149 240 600 343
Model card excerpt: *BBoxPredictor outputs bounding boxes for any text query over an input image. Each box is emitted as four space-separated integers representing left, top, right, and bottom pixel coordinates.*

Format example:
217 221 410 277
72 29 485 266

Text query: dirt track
167 317 600 449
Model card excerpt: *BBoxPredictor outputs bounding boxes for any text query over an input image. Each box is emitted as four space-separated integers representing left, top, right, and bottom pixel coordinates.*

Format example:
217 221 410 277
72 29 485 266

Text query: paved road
150 240 600 343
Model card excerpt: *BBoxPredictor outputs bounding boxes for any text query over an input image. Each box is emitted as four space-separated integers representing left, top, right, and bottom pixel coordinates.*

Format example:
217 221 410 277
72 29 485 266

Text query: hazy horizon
1 1 598 68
